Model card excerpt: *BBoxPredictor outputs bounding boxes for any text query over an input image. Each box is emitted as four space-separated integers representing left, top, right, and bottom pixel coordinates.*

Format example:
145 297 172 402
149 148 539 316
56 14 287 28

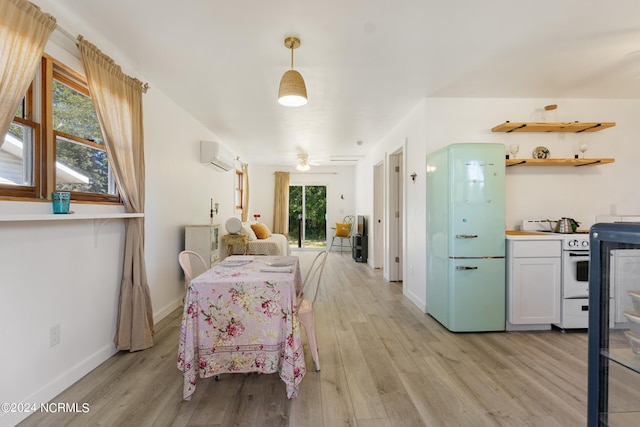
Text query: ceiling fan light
278 70 307 106
296 162 310 171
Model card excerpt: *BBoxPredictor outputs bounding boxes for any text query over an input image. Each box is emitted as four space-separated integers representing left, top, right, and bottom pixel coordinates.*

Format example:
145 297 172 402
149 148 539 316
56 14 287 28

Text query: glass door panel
288 185 326 250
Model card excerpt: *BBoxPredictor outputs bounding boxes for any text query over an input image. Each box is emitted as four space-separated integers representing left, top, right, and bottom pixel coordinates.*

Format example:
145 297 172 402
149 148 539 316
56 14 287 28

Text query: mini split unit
200 141 234 172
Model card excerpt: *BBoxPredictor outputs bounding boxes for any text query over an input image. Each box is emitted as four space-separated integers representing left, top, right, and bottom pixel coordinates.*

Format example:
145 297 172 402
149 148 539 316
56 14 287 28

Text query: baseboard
404 289 427 312
2 343 117 427
153 297 183 324
506 322 551 331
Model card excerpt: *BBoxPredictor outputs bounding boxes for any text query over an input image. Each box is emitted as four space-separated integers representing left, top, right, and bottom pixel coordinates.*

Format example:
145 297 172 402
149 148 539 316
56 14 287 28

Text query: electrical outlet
50 324 60 347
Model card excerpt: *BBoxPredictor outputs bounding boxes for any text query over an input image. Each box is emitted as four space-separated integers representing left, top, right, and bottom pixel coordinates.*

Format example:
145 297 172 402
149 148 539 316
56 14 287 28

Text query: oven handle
568 252 589 257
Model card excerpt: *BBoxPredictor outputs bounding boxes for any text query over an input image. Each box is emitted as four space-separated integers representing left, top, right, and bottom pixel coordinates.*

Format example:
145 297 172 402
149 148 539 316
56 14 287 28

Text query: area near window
235 169 243 209
0 55 119 203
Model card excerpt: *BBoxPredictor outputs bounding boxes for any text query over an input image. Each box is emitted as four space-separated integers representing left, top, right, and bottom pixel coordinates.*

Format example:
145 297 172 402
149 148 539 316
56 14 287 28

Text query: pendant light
278 37 307 107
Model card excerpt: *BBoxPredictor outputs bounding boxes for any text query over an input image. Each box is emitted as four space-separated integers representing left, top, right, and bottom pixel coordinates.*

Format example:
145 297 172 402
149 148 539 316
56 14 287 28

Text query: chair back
300 251 329 305
342 215 355 237
178 250 207 289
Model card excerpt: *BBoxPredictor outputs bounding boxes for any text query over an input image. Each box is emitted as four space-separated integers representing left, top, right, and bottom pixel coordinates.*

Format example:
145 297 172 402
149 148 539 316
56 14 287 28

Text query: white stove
521 219 589 247
520 219 613 330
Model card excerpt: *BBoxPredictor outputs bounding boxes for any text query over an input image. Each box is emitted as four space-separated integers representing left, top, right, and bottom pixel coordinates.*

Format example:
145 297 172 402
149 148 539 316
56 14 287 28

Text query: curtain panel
273 171 289 236
0 0 56 146
77 36 153 352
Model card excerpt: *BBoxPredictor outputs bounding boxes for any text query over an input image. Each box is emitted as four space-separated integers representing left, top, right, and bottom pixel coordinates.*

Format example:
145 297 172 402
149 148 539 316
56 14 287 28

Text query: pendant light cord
290 45 294 69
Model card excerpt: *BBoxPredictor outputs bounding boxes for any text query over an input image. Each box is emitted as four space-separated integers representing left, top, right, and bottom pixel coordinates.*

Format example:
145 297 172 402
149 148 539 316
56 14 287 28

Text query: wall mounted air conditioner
200 140 234 172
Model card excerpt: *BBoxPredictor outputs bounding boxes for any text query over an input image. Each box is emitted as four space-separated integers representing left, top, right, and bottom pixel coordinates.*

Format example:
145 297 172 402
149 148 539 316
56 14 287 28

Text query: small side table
223 233 249 256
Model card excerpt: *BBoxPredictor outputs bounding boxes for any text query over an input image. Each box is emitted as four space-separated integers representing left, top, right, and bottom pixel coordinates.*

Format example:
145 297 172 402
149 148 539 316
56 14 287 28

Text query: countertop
505 230 564 240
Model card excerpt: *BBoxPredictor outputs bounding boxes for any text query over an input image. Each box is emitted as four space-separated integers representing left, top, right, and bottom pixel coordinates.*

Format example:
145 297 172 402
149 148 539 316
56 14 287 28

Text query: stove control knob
582 241 589 248
568 240 577 247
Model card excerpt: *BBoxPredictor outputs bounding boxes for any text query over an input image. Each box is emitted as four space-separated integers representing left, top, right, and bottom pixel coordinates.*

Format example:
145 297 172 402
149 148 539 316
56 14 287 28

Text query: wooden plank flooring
19 251 597 427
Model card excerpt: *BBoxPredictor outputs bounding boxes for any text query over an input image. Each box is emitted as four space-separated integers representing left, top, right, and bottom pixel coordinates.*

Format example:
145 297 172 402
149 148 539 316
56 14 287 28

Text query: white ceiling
38 0 640 166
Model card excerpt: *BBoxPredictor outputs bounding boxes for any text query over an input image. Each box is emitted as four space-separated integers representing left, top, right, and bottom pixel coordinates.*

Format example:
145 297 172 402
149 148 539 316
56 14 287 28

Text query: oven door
563 250 589 298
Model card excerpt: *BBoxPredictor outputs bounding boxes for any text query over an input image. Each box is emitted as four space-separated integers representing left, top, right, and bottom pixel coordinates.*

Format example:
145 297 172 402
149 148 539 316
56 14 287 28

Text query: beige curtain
241 162 250 222
77 36 153 352
273 171 289 235
0 0 56 146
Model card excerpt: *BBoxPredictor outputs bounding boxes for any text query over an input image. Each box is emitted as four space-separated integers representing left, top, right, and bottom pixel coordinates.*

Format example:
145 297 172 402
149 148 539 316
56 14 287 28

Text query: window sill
0 213 143 222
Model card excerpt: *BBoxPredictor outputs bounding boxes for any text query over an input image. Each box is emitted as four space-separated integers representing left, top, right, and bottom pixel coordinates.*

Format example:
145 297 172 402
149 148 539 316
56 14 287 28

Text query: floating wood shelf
492 121 616 133
506 158 615 167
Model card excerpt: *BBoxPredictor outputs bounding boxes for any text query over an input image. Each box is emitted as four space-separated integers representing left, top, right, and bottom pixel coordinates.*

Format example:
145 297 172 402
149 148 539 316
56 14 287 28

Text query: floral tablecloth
177 255 306 400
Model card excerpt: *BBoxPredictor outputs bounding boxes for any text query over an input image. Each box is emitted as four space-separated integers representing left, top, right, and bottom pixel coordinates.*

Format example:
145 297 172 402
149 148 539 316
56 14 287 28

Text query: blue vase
52 192 70 214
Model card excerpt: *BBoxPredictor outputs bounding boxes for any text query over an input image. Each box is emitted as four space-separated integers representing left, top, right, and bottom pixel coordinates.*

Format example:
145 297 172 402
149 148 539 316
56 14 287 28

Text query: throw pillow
251 222 272 239
242 222 258 241
335 223 351 237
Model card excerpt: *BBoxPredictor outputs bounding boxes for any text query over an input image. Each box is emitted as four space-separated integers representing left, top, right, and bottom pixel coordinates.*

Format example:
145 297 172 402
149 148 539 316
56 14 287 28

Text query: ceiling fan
295 153 320 171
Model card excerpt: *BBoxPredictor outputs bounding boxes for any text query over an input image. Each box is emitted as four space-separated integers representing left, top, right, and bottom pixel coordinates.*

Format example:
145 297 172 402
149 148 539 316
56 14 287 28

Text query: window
235 169 243 210
0 90 40 198
0 55 119 202
52 68 116 199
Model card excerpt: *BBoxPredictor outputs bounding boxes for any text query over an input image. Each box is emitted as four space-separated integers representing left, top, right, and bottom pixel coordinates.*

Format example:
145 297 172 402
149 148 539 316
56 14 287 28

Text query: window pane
235 171 243 208
56 135 114 194
0 122 34 186
52 80 103 144
15 99 24 119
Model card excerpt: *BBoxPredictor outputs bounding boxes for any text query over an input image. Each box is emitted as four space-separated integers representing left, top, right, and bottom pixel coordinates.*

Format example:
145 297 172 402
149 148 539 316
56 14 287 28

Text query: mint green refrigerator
426 143 506 332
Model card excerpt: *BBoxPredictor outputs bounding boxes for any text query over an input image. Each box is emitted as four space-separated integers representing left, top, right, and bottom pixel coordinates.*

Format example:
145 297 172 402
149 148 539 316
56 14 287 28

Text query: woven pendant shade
278 36 307 107
278 69 307 107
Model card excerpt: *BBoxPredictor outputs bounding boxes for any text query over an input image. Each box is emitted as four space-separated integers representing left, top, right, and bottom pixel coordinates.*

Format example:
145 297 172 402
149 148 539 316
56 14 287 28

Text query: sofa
242 222 291 256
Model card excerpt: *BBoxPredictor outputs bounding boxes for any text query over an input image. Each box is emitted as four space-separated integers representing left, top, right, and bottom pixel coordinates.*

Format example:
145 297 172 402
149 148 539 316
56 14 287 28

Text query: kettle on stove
554 217 580 233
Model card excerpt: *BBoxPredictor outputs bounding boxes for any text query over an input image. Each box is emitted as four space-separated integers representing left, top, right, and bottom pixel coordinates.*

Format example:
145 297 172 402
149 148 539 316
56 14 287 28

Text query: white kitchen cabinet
185 225 220 268
507 239 561 329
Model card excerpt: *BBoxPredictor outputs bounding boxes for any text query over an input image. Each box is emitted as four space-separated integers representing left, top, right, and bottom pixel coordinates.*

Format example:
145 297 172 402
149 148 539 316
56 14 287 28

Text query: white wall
356 97 640 313
355 100 428 307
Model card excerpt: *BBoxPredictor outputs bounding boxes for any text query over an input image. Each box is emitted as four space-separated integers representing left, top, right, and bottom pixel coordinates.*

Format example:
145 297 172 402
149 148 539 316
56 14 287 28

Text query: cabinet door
509 257 561 324
185 225 220 269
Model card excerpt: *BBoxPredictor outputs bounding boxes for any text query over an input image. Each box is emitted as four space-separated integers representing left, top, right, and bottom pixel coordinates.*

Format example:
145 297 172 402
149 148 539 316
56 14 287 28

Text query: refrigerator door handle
456 234 478 239
456 266 478 270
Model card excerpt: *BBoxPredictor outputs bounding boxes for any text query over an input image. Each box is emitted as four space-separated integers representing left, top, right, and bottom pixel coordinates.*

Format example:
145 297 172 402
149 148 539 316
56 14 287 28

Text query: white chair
297 250 328 371
178 250 207 292
329 215 355 253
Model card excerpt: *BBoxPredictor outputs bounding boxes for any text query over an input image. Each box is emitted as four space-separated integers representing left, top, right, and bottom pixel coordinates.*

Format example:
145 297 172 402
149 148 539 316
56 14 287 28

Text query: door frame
386 148 403 282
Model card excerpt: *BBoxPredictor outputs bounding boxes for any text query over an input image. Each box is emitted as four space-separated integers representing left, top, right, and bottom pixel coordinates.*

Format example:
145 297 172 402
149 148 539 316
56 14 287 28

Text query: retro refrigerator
426 143 506 332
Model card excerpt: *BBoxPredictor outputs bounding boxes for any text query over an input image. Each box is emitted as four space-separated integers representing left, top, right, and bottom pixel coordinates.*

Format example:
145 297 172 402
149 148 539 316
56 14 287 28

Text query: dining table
177 255 306 400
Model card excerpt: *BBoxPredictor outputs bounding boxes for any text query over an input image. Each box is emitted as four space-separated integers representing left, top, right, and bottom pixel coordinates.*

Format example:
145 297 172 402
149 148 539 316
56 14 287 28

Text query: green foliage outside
9 102 25 139
53 80 110 193
289 185 327 248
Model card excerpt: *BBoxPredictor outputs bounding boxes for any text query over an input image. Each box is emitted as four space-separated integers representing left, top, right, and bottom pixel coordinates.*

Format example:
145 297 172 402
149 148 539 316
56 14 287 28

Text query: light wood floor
20 251 608 426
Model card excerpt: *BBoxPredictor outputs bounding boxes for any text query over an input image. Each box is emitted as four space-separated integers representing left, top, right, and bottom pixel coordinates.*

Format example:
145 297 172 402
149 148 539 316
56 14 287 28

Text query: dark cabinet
352 234 367 263
588 223 640 426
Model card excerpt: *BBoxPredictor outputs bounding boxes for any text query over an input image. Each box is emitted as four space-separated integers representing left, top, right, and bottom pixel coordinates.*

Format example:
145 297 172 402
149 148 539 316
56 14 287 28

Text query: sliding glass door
288 185 327 250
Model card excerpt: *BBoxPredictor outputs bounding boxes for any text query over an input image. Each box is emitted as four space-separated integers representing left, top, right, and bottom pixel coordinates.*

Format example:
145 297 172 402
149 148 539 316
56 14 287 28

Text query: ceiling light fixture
296 153 311 171
296 162 310 171
278 36 307 107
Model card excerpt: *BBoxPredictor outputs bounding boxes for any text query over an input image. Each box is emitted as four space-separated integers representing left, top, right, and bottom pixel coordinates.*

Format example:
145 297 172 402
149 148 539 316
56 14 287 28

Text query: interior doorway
387 150 403 282
288 185 327 250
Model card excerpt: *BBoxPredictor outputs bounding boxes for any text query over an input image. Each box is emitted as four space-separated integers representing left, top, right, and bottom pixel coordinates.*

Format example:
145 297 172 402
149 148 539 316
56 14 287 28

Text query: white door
386 150 403 282
373 162 384 269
